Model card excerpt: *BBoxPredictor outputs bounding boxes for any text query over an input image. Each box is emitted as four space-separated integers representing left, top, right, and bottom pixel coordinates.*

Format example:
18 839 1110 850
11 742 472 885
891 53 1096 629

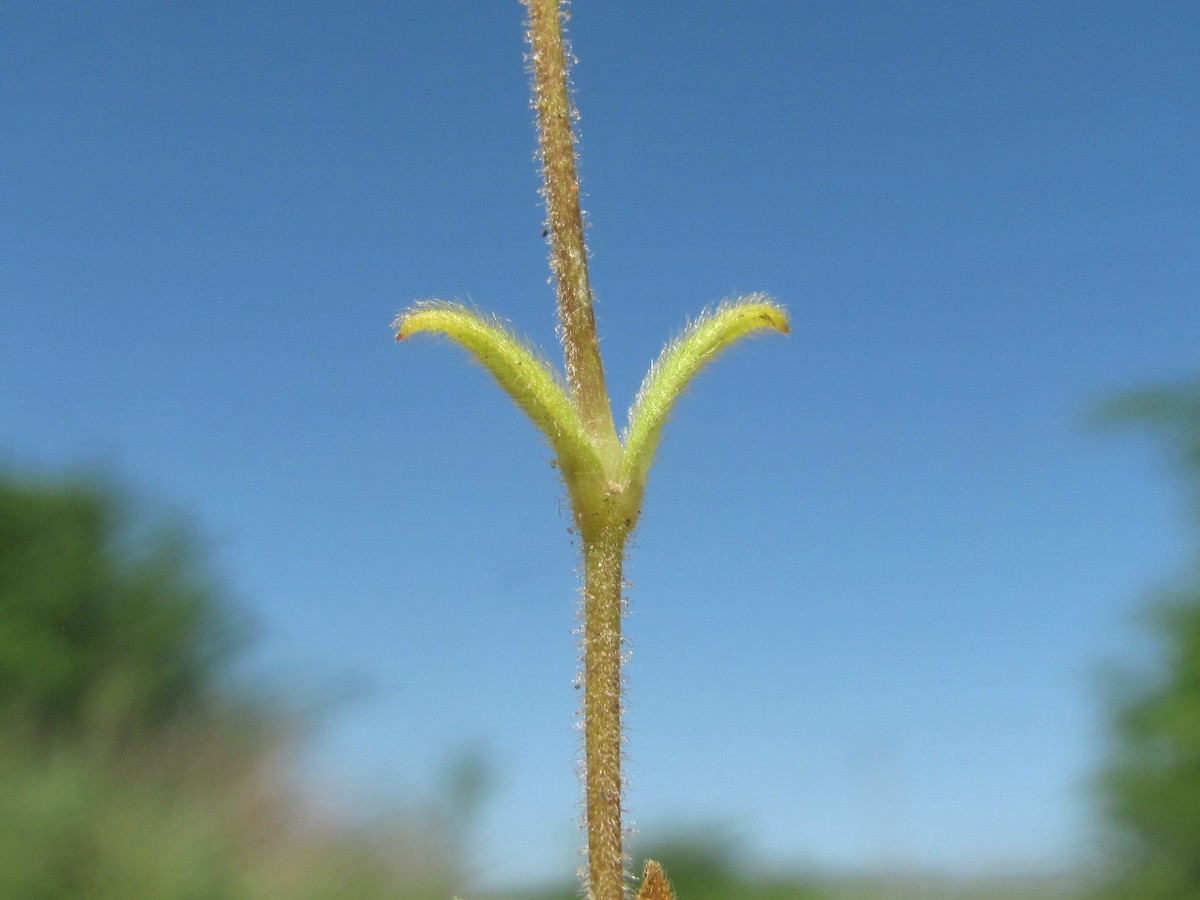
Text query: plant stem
525 0 620 464
581 523 630 900
526 7 630 890
400 6 786 897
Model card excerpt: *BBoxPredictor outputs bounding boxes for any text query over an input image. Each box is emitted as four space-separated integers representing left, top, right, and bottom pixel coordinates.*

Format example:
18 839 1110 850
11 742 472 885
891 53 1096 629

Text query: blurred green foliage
27 382 1200 900
0 472 461 899
624 832 824 900
0 476 242 738
502 828 1079 900
1092 381 1200 899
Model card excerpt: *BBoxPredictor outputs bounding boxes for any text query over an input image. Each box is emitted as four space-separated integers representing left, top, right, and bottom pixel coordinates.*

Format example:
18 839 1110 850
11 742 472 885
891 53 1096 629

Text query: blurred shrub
1092 382 1200 899
0 472 461 899
0 476 243 741
1094 585 1200 900
630 831 825 900
509 829 828 900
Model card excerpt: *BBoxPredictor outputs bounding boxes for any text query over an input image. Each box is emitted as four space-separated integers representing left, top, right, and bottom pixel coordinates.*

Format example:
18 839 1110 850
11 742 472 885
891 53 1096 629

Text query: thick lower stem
581 525 628 900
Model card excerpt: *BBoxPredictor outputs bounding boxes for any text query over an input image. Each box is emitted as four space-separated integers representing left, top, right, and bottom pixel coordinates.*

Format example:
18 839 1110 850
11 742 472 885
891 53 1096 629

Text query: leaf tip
391 311 410 341
748 300 789 336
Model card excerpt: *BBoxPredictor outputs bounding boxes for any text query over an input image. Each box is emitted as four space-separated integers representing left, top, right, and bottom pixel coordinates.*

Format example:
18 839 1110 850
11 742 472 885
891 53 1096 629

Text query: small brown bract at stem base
636 860 677 900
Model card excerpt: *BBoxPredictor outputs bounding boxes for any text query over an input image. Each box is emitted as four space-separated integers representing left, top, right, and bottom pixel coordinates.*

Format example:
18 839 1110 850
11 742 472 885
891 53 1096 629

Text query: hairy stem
581 523 629 900
396 5 785 898
525 0 620 464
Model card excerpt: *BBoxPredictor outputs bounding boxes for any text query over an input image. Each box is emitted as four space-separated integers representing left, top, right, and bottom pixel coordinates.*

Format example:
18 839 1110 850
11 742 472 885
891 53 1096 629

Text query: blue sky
3 0 1199 890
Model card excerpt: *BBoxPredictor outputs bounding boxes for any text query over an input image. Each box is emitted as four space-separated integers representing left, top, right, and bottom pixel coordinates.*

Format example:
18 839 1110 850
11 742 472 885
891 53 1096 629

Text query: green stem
525 0 621 466
580 523 630 900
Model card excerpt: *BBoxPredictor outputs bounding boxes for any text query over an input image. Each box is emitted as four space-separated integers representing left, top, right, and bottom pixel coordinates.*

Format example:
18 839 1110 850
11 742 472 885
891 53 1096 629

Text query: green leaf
621 295 789 489
393 301 604 485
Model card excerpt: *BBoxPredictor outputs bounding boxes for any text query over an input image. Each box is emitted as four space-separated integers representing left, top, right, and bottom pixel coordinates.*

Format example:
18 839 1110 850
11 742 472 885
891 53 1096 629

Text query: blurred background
2 2 1198 898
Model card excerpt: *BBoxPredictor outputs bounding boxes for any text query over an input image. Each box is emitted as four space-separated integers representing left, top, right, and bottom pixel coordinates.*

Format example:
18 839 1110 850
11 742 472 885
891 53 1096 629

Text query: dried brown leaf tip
635 859 676 900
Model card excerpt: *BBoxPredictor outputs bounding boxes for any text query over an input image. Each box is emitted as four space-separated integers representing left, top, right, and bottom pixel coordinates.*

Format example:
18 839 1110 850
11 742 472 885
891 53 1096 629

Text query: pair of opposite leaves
393 294 788 529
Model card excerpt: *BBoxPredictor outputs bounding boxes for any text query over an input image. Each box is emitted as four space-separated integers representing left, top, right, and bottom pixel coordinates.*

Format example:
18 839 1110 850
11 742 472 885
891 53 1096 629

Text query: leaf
394 301 604 485
621 295 789 489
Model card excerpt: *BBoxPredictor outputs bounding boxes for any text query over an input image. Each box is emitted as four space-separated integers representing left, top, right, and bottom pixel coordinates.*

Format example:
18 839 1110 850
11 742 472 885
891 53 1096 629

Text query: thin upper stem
525 0 621 464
